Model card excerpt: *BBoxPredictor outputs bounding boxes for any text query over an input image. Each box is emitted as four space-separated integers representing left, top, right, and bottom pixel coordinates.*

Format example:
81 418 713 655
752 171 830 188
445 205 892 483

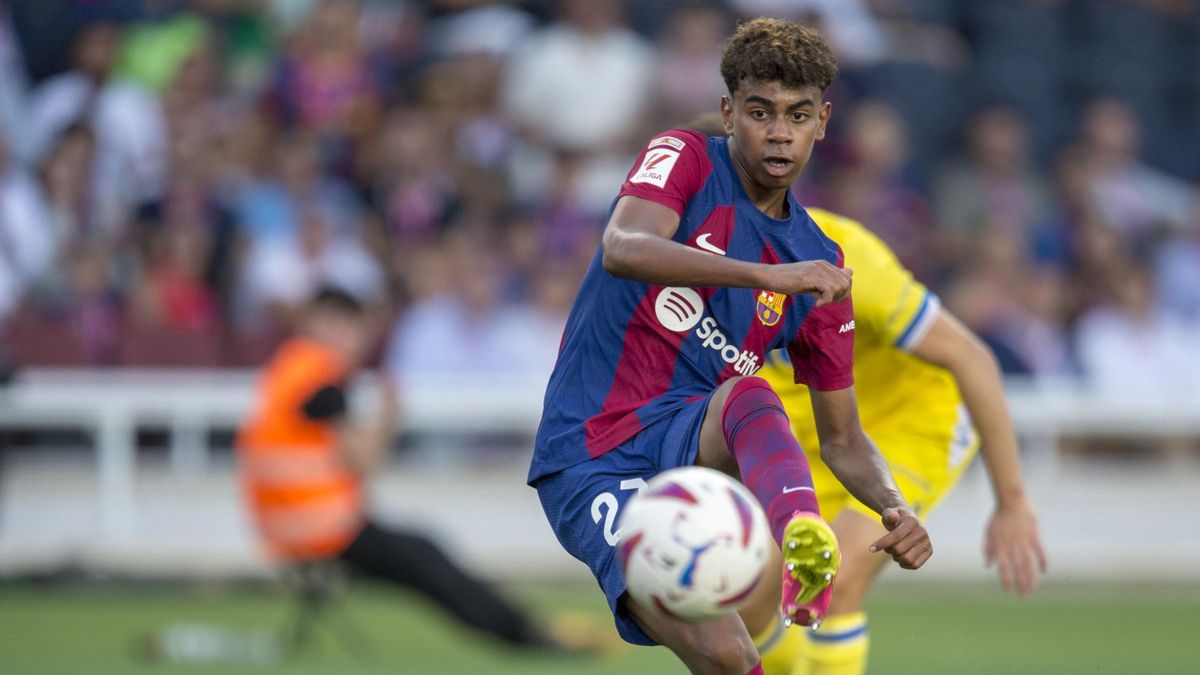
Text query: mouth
763 156 794 178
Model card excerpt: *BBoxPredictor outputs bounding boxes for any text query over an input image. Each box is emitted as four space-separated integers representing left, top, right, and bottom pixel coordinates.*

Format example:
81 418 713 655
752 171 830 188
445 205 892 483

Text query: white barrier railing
2 369 1199 545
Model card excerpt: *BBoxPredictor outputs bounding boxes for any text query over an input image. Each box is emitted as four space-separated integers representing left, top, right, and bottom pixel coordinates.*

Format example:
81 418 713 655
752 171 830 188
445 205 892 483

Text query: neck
728 136 789 219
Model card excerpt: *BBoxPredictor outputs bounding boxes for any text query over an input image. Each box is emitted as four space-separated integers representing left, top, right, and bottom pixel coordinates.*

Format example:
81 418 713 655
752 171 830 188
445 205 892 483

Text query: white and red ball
616 466 771 622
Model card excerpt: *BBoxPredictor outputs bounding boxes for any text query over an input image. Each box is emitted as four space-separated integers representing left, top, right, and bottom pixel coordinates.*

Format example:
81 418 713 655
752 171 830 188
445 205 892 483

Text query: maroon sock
747 661 764 675
721 377 820 545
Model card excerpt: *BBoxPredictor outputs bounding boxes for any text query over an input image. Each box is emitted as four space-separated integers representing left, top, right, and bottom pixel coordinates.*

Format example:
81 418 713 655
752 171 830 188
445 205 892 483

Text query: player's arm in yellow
810 388 931 569
910 309 1047 593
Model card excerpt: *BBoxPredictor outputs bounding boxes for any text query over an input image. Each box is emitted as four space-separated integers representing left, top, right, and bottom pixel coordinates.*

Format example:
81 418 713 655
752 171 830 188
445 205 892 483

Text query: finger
1034 538 1048 573
885 529 925 558
997 551 1015 593
1017 548 1037 596
983 539 996 568
869 524 910 553
896 542 930 569
911 545 934 569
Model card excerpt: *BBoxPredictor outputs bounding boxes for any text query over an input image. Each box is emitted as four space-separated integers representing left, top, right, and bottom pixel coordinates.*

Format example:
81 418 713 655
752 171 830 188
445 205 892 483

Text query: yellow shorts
809 420 980 522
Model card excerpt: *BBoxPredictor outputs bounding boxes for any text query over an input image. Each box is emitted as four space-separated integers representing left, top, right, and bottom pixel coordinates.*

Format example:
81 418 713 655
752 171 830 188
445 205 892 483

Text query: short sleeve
841 223 939 350
808 208 940 352
787 298 855 390
302 384 348 420
617 130 712 217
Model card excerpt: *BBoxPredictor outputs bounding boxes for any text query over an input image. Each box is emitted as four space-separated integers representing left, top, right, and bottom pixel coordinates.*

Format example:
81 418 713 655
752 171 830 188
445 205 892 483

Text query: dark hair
310 286 364 315
719 18 838 96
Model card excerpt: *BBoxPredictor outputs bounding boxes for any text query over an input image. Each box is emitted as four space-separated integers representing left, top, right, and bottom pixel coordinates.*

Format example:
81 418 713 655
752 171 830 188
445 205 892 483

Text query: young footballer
529 19 931 674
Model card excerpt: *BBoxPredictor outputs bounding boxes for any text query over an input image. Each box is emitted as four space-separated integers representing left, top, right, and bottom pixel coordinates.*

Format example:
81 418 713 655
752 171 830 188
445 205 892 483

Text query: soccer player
237 287 595 655
756 209 1047 674
529 19 931 674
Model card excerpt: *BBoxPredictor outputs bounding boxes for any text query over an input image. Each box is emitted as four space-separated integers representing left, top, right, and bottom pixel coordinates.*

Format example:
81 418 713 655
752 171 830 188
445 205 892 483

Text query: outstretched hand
870 507 932 570
984 496 1047 595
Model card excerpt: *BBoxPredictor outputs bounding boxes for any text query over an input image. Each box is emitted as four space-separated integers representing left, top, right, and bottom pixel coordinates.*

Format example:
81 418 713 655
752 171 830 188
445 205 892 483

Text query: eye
792 112 810 123
750 110 768 120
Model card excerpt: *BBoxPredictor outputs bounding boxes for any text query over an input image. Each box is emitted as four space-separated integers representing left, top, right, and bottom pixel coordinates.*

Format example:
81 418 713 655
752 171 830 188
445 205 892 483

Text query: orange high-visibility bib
236 338 364 560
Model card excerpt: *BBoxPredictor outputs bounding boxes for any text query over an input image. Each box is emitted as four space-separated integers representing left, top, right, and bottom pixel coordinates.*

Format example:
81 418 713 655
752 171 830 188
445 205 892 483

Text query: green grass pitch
1 581 1196 674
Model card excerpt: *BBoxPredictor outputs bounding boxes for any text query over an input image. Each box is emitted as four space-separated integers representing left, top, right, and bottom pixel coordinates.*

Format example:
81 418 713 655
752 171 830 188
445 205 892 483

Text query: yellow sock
802 611 869 675
753 613 806 675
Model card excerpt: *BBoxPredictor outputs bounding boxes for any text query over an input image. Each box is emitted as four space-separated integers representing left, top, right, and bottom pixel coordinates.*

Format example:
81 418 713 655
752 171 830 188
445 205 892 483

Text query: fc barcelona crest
756 290 785 326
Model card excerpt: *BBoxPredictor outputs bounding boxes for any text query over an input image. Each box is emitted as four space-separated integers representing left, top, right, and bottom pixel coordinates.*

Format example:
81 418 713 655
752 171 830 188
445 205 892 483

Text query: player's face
721 80 830 192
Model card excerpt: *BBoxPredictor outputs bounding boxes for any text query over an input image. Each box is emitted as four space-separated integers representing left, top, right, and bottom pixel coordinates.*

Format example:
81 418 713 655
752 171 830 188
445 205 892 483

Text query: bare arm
811 387 932 569
810 387 905 514
910 309 1046 592
601 196 852 304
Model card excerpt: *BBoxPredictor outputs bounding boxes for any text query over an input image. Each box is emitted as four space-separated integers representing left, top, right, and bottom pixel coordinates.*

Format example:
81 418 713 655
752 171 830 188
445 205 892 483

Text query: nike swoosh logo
696 233 726 256
781 486 815 494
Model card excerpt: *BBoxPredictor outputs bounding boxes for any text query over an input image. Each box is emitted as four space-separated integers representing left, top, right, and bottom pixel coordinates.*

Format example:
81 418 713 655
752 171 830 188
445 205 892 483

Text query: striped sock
753 612 805 675
804 611 869 675
722 377 820 544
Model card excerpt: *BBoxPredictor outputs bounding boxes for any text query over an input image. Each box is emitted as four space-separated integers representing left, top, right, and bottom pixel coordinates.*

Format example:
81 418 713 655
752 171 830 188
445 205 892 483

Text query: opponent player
756 208 1048 674
529 19 931 674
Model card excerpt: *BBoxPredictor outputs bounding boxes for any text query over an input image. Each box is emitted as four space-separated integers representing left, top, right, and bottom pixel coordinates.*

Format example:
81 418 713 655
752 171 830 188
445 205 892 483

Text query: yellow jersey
762 208 974 471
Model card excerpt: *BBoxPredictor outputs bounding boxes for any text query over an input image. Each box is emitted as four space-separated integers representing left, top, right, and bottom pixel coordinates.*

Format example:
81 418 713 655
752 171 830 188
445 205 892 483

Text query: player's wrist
747 263 774 291
994 487 1030 509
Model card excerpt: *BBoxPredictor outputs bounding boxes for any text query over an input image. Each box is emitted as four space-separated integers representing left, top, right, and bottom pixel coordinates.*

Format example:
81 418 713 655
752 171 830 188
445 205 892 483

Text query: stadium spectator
1075 98 1198 239
502 0 656 212
653 2 730 123
236 286 600 654
819 100 934 281
1074 255 1200 396
264 0 382 172
235 206 385 335
0 130 56 321
933 105 1052 277
21 19 168 232
384 230 556 383
0 3 26 142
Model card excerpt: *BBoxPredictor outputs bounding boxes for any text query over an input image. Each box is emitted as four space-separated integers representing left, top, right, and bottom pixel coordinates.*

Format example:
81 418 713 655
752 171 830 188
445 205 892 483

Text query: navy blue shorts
532 396 713 645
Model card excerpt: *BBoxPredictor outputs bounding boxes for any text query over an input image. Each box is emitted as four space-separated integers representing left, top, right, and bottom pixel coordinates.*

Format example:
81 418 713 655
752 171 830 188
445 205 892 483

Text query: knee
684 629 760 675
718 376 778 404
712 376 782 425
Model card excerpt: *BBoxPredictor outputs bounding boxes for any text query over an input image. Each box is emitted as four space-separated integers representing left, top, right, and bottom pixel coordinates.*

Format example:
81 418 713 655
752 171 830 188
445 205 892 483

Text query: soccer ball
616 466 771 622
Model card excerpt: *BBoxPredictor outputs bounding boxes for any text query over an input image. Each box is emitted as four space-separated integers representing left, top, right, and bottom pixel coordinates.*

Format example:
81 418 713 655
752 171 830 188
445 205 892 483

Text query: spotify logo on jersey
655 287 704 332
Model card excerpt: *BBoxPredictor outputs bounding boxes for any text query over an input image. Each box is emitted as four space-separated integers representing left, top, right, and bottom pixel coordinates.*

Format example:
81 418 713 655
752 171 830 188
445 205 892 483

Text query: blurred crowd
0 0 1198 395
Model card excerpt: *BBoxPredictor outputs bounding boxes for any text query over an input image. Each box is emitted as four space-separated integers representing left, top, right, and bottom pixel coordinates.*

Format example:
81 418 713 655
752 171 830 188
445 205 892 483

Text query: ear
815 101 832 141
720 95 734 136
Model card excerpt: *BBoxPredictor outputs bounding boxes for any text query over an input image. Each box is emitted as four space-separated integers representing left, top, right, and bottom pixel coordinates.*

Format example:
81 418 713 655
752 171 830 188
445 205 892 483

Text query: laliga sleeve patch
630 148 680 188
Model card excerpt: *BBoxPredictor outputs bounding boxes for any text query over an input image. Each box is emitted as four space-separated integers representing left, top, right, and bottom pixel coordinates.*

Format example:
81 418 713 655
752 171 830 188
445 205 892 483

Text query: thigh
826 509 890 615
624 595 760 675
533 398 713 645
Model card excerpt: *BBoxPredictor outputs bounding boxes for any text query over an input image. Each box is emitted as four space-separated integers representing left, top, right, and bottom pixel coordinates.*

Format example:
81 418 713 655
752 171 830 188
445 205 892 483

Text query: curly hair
720 18 838 96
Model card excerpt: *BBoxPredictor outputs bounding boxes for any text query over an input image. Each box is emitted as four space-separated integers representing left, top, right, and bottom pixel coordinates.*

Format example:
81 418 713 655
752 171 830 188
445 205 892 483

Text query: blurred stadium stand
1 0 1199 586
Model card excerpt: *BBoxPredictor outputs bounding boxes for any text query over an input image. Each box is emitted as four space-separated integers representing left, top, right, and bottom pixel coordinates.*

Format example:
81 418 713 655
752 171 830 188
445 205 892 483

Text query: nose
767 116 792 144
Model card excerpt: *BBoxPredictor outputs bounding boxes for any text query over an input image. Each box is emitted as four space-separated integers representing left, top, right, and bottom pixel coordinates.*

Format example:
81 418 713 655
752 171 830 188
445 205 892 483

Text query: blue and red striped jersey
528 129 854 483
